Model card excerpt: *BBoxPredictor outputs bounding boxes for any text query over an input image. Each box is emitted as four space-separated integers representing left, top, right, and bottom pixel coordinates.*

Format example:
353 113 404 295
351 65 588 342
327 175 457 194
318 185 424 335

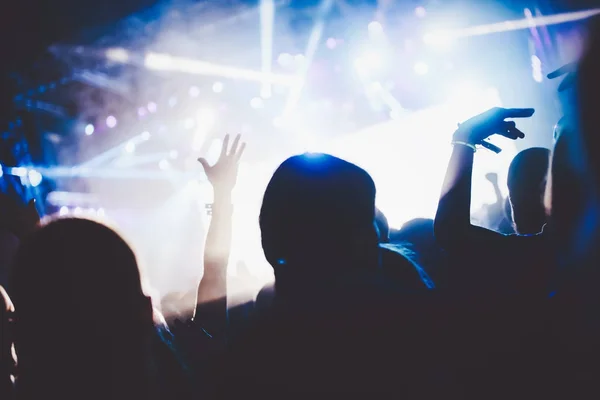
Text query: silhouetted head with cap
507 147 551 235
259 154 379 293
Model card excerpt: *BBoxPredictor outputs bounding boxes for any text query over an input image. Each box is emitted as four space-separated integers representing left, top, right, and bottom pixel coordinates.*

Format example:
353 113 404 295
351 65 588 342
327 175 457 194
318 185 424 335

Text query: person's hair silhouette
259 154 379 296
507 147 551 234
10 218 156 400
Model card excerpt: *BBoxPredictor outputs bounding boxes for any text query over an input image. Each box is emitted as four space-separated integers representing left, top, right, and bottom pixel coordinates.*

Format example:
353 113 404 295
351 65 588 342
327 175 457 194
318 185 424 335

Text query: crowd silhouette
1 14 600 400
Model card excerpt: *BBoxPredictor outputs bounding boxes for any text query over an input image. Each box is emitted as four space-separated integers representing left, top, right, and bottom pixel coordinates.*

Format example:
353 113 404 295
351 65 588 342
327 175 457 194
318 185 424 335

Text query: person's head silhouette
507 147 551 234
259 154 379 293
0 286 14 400
10 218 155 400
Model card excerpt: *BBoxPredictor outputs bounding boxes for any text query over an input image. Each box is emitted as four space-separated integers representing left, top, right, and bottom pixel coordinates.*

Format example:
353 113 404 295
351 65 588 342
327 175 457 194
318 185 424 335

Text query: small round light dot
212 82 223 93
125 141 136 153
106 115 117 128
59 206 69 216
250 97 264 109
189 86 200 97
159 159 170 170
84 124 94 136
147 102 157 113
141 131 151 140
326 38 337 49
415 6 427 18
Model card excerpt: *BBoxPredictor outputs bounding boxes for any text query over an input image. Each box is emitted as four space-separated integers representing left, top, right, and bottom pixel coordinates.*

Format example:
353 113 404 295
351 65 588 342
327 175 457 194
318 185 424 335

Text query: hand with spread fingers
454 107 535 146
198 134 246 195
547 62 576 92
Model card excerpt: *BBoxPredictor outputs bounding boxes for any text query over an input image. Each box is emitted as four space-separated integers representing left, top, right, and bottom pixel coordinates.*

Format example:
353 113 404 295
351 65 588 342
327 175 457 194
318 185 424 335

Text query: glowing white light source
212 81 223 93
141 131 151 140
147 102 157 113
59 206 69 216
531 55 543 83
28 170 42 187
74 207 83 215
0 164 3 178
105 48 130 63
125 141 136 154
106 116 117 128
250 97 264 109
159 159 170 170
326 38 337 49
368 21 384 35
97 208 105 218
414 62 429 75
354 51 384 74
189 86 200 97
10 167 27 177
277 53 293 67
415 6 427 18
423 32 454 48
84 124 94 136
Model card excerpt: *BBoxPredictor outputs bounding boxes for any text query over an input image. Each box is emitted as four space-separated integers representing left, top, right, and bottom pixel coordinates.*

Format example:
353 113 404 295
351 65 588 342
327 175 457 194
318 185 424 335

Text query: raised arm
434 107 534 250
194 134 245 336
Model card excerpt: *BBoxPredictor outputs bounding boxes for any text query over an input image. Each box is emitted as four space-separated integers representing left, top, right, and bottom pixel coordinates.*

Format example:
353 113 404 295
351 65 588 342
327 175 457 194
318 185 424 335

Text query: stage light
212 81 223 93
354 51 384 74
125 141 136 154
138 107 147 117
414 62 429 75
106 115 117 128
106 48 129 63
10 167 27 177
531 55 543 83
0 164 3 178
189 86 200 97
415 6 427 18
423 32 453 48
59 206 69 216
84 124 94 136
277 53 293 67
97 208 105 218
141 131 151 140
27 170 42 187
159 159 170 170
368 21 384 35
250 97 264 109
74 207 83 215
168 96 178 107
326 38 337 49
147 102 157 113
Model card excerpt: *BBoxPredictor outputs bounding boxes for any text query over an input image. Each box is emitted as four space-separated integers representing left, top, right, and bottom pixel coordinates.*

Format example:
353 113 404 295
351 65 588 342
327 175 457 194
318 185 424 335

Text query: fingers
498 108 535 119
229 134 241 157
220 134 230 159
547 62 576 79
236 142 247 161
197 157 210 171
558 73 576 92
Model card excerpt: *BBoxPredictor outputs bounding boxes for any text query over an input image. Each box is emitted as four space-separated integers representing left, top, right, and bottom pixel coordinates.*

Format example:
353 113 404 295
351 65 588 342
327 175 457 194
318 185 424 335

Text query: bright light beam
281 0 335 118
425 8 600 43
144 52 296 86
77 131 151 169
260 0 275 98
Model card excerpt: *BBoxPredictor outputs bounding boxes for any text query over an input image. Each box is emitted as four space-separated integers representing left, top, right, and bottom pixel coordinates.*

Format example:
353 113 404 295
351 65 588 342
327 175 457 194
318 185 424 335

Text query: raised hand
454 107 534 145
547 62 576 92
198 134 246 194
485 172 499 186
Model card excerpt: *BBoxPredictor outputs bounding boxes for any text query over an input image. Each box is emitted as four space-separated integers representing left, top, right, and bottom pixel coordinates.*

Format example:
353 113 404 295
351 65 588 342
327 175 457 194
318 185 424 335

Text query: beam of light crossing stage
143 52 297 85
31 166 192 181
77 131 152 169
260 0 275 98
281 0 335 118
424 8 600 44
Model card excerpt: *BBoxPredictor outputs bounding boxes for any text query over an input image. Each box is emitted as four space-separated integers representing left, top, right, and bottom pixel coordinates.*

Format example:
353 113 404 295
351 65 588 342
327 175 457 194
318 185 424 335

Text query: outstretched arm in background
434 108 533 250
193 134 245 336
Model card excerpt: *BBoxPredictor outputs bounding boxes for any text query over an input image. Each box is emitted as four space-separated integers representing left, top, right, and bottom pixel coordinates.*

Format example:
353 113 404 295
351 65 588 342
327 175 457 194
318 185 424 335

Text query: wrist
452 140 477 152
